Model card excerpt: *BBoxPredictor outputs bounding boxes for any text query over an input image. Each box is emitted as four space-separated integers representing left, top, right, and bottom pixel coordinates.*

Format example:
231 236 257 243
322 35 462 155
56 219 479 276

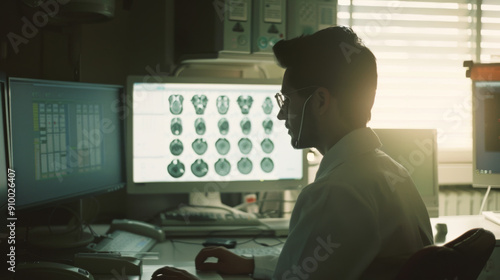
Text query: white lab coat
253 127 433 280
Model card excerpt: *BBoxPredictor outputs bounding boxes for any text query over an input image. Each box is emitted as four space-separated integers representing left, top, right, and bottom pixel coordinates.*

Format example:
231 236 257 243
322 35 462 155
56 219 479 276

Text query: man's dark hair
272 26 377 128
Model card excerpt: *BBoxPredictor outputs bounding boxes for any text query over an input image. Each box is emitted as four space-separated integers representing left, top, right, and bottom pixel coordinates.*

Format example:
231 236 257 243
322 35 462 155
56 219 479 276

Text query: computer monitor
373 129 439 217
472 81 500 188
8 77 126 211
126 76 308 199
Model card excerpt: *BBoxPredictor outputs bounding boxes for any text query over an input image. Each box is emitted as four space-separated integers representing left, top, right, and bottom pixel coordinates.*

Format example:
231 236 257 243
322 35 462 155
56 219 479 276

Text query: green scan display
170 139 184 156
261 157 274 173
168 159 185 178
215 138 230 155
192 138 208 155
238 138 253 155
191 159 209 177
237 157 253 174
195 118 206 135
218 118 229 135
171 118 182 135
214 158 231 176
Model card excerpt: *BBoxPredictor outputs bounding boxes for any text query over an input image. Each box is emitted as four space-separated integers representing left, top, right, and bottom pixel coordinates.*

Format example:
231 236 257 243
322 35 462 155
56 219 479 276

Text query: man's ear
315 87 332 115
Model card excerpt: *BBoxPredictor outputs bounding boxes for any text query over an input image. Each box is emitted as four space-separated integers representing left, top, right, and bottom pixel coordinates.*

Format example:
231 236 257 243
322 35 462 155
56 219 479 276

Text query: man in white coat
152 26 433 280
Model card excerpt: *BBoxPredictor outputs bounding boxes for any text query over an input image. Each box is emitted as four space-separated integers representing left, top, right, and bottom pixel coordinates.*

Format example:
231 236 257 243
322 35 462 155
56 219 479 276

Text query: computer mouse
434 223 448 244
15 261 94 280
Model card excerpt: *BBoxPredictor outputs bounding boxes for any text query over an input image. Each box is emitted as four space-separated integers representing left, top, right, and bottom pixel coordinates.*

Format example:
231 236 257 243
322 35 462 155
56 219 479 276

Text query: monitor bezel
0 72 10 216
373 128 440 218
125 75 309 194
8 77 126 211
472 81 500 188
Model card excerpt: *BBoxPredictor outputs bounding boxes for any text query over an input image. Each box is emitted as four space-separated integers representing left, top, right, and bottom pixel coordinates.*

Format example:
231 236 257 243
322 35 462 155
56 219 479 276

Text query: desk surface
431 215 500 243
137 215 500 279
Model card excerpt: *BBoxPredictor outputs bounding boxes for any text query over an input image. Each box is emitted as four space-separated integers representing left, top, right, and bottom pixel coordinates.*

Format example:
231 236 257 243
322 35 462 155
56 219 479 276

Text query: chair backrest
394 228 496 280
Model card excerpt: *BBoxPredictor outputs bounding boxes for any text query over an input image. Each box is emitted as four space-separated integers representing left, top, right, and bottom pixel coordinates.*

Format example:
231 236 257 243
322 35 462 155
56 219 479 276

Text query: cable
206 223 275 237
86 223 99 239
184 204 235 213
252 236 285 247
479 185 492 214
258 192 268 215
46 204 83 236
84 196 101 225
294 94 314 148
170 239 204 246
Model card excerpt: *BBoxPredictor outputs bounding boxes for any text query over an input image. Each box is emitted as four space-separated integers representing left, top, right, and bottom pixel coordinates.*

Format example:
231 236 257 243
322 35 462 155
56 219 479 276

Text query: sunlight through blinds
337 0 478 151
481 1 500 63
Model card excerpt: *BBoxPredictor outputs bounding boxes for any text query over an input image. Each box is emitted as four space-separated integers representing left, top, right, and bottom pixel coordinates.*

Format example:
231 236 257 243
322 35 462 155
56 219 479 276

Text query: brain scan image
218 118 229 135
214 158 231 176
261 138 274 153
192 138 208 155
131 83 305 185
261 157 274 173
262 97 273 114
191 159 209 177
169 95 184 115
191 94 208 114
237 157 253 174
237 95 254 114
171 118 182 135
240 117 251 135
215 138 230 155
195 118 206 135
262 118 273 134
168 159 185 178
238 138 253 154
216 95 230 114
169 139 184 156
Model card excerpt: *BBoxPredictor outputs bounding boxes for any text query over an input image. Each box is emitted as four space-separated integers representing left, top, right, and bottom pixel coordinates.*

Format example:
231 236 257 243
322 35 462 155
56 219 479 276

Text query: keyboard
230 246 283 257
159 206 262 227
89 230 156 256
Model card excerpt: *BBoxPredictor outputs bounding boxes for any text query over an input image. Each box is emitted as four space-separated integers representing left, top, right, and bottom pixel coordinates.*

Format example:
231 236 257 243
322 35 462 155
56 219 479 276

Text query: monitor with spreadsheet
9 77 126 210
126 76 308 194
473 81 500 188
374 129 439 217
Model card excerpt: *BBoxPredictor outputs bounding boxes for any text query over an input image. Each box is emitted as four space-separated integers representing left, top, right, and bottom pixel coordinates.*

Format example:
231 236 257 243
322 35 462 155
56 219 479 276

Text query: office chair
394 228 495 280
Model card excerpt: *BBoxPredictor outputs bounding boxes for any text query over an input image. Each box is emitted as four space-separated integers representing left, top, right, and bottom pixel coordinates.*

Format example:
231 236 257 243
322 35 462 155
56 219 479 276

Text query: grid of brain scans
132 82 303 183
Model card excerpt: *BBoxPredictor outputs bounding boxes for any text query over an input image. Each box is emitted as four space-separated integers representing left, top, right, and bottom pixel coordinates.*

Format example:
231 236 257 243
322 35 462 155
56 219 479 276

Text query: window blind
480 0 500 63
337 0 479 153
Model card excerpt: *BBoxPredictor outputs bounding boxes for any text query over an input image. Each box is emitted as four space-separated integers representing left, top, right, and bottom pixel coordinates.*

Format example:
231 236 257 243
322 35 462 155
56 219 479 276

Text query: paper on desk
483 211 500 226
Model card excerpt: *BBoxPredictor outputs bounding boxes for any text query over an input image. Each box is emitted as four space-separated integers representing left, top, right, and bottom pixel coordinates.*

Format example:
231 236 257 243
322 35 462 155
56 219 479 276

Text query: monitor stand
188 191 251 215
189 191 224 207
28 199 94 249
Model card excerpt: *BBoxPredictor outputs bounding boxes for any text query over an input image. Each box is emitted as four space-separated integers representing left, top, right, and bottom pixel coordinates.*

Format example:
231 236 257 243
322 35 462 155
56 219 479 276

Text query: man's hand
195 246 254 275
151 266 199 280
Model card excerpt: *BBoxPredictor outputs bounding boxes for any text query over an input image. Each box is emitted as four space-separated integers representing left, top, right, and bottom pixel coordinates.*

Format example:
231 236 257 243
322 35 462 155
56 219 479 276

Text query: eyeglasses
275 86 319 110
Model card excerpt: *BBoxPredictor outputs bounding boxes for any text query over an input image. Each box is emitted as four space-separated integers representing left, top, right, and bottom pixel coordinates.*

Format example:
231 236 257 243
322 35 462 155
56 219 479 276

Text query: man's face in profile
278 69 314 149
